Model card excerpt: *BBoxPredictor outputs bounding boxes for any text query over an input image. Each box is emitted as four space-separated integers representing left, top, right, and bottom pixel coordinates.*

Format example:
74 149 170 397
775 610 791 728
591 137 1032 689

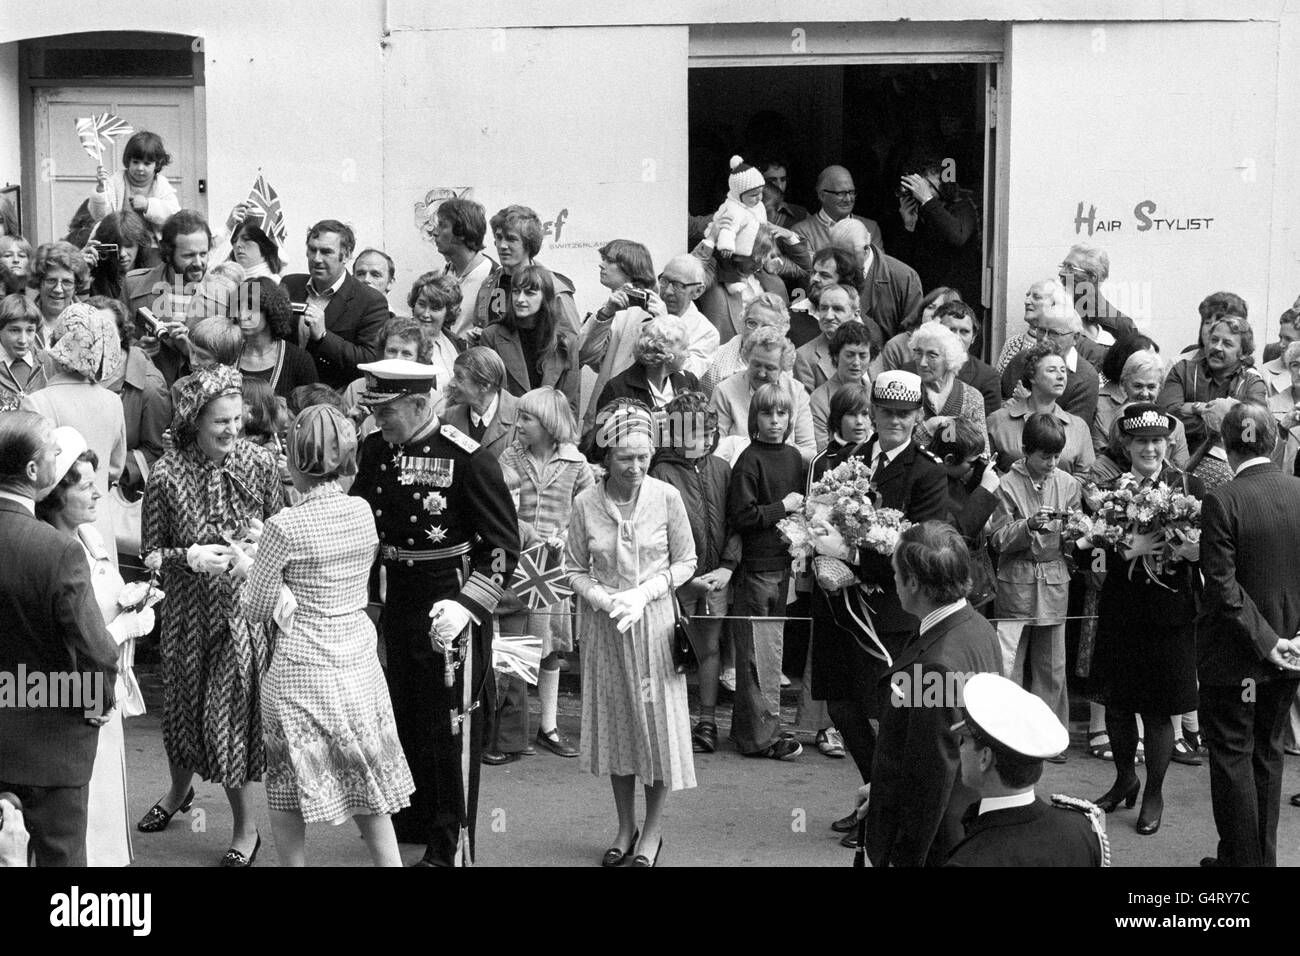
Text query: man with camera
282 220 390 390
124 209 212 386
892 153 982 308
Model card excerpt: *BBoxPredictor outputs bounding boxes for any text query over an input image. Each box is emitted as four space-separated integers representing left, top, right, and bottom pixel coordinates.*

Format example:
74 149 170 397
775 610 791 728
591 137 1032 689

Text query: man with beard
351 358 519 867
125 209 211 385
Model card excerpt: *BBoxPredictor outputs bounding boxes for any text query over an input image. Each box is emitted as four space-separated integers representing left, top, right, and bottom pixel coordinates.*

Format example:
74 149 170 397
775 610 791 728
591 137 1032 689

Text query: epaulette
1052 793 1111 867
126 266 153 279
920 446 944 464
441 423 480 454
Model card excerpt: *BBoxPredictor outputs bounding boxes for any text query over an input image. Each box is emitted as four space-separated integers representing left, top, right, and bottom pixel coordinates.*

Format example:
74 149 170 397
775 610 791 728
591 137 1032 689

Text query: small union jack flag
508 544 573 609
75 113 133 165
246 172 288 247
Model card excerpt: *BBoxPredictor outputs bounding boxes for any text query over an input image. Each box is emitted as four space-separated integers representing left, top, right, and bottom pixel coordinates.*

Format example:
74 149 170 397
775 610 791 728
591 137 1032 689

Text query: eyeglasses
1031 326 1075 341
41 277 76 290
819 189 857 199
658 275 701 292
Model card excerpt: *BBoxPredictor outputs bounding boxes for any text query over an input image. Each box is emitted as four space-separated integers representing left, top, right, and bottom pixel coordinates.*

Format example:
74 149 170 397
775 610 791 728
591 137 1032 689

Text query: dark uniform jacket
282 272 389 390
865 603 1001 868
944 796 1105 867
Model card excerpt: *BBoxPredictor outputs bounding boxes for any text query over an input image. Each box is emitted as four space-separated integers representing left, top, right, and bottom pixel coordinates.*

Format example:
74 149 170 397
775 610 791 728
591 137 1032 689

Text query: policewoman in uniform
946 672 1107 867
351 359 520 867
810 371 949 795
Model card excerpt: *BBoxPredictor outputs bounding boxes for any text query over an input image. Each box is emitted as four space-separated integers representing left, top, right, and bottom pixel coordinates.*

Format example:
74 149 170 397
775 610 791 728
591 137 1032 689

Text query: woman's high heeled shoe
1136 794 1163 835
136 786 195 833
1093 779 1139 813
600 828 639 867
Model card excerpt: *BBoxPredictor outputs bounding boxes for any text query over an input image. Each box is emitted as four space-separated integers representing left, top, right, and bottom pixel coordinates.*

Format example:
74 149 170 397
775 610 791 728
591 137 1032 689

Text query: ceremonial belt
380 541 472 564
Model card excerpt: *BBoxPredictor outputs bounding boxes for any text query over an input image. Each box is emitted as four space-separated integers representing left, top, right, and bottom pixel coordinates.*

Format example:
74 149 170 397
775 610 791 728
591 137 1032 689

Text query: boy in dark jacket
727 383 806 759
649 391 740 754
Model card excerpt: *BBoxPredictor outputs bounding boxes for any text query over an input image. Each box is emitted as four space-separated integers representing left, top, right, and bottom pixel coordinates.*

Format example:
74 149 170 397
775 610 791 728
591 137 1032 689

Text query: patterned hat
951 673 1068 761
727 155 765 200
172 364 243 437
595 400 657 451
357 358 438 407
49 302 123 383
1118 402 1174 438
872 370 923 410
288 404 358 478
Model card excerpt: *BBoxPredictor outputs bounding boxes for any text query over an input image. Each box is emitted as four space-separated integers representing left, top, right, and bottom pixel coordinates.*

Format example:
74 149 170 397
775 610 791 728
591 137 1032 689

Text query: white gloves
107 607 155 645
608 588 649 634
186 544 232 575
429 600 473 646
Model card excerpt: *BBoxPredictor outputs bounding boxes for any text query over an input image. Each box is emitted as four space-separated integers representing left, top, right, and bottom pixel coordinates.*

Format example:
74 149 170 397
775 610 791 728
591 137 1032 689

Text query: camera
92 241 120 253
625 288 649 310
290 302 308 315
137 307 168 339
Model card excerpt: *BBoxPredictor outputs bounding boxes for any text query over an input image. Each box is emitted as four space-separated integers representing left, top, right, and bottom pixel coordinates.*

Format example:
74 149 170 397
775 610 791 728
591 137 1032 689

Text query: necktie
469 416 487 442
871 452 886 480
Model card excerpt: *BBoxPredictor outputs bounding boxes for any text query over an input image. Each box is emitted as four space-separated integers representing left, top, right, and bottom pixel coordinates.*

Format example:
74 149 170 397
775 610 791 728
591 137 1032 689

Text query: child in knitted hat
699 155 768 258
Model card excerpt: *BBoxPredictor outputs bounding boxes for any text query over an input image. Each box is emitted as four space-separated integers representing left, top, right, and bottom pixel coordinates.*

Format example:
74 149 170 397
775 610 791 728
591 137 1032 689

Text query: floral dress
566 478 697 790
142 440 284 786
242 484 413 823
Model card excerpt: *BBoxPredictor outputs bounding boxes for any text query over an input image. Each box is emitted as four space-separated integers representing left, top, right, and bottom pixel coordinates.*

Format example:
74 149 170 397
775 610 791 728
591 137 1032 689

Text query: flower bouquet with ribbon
778 457 911 592
1067 476 1202 586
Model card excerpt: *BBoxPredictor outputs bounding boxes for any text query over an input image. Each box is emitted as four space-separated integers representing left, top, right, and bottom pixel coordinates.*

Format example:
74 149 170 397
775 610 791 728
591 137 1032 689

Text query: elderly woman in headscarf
566 400 697 868
233 404 413 866
137 365 284 867
21 301 127 564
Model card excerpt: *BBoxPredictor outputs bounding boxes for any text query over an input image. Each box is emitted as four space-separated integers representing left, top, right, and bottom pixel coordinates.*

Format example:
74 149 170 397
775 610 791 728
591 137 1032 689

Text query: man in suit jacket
0 412 119 866
827 218 921 342
441 347 520 460
864 521 1001 867
282 220 389 390
792 166 886 267
1198 403 1300 867
944 673 1105 867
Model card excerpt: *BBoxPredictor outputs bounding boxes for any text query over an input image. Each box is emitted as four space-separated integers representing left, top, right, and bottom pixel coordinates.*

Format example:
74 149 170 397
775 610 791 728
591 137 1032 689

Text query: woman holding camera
138 365 284 866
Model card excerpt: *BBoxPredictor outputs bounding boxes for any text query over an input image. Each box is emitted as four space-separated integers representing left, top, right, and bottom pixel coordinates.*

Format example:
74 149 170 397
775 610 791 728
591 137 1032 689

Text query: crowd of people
0 135 1298 869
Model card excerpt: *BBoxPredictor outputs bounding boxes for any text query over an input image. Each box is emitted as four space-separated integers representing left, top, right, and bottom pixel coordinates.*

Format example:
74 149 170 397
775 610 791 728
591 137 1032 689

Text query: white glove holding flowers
107 607 155 645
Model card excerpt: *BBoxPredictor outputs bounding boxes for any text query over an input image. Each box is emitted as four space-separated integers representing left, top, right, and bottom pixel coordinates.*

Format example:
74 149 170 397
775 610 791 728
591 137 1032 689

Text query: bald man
792 166 886 265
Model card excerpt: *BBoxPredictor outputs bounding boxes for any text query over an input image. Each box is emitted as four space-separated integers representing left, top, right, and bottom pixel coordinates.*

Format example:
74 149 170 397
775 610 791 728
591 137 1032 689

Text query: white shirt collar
1064 345 1078 373
308 270 348 299
0 490 36 515
1233 455 1272 476
919 599 967 637
978 791 1037 816
472 391 500 428
876 439 910 467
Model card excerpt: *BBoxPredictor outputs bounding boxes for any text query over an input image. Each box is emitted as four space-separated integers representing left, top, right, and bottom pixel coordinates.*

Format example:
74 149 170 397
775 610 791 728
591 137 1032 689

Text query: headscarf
596 400 657 452
287 404 358 479
172 364 243 448
49 302 123 383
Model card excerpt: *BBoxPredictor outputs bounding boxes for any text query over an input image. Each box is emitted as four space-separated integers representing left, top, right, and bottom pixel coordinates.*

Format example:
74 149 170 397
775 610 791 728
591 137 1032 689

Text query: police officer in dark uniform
351 359 520 867
945 672 1108 867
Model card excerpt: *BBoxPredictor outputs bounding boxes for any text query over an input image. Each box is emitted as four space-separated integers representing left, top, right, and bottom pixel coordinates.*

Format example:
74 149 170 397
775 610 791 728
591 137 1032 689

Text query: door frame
688 25 1010 359
18 32 208 243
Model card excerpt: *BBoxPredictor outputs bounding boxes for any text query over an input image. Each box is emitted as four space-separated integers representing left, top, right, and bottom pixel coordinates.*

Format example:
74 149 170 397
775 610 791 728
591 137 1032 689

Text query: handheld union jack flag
75 113 133 165
246 172 288 247
508 544 573 609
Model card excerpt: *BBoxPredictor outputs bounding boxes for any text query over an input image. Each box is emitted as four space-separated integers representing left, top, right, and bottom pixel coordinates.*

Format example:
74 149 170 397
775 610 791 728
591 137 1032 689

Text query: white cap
51 426 89 486
952 673 1069 760
356 358 440 405
872 369 923 410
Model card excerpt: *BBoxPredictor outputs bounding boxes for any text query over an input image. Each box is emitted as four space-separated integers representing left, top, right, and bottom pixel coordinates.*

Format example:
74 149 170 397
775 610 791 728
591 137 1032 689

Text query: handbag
107 450 150 559
670 589 699 674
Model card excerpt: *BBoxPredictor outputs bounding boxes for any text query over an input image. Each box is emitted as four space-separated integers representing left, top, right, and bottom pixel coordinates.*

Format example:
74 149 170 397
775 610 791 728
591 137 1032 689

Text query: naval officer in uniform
945 672 1108 866
351 359 520 866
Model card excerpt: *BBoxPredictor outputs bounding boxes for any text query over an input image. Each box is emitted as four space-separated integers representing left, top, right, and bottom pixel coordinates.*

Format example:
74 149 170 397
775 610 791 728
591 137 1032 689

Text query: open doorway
688 62 993 352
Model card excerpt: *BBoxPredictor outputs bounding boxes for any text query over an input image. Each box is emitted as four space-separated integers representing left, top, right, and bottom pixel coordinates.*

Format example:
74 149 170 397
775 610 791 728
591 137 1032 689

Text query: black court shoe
601 829 639 868
1094 779 1139 814
137 786 195 833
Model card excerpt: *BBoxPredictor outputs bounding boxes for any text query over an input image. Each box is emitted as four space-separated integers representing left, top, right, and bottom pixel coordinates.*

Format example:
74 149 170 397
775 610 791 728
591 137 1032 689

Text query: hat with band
357 359 438 407
950 673 1068 761
872 370 923 411
1118 402 1175 438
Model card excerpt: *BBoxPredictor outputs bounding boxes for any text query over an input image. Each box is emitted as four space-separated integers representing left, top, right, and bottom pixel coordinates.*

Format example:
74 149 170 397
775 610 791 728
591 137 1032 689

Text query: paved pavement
120 668 1300 867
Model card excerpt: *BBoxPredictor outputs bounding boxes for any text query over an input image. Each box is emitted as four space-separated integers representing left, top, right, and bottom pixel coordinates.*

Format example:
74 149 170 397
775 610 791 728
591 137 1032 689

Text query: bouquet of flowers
778 457 911 591
1067 475 1202 581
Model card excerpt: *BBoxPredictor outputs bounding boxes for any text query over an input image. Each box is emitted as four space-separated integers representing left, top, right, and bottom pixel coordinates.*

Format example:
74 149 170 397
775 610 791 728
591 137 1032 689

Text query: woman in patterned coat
138 365 284 867
566 402 697 868
235 404 413 865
